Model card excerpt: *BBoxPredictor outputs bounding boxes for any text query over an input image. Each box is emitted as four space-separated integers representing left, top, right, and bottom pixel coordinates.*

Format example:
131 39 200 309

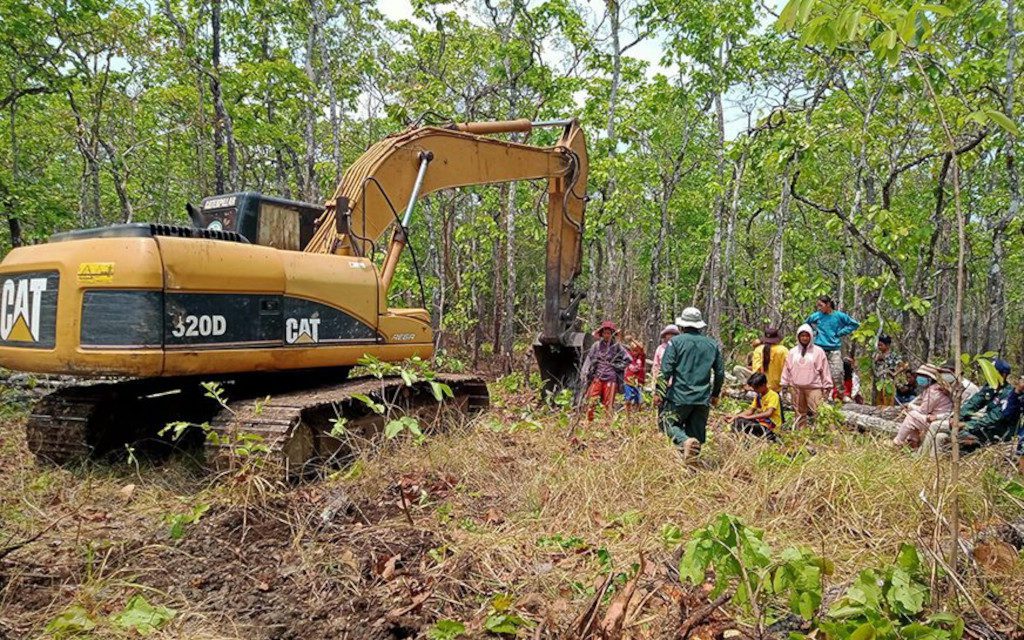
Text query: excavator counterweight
0 119 589 469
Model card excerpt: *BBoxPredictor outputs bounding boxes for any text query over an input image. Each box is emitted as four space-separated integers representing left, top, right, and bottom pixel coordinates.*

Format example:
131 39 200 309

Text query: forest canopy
0 0 1021 366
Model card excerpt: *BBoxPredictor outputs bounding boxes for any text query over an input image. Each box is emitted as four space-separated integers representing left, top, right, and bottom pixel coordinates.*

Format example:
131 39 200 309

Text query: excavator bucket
533 331 592 402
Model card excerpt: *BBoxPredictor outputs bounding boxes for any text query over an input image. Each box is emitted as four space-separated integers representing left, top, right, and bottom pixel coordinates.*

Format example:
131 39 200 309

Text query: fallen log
724 388 903 436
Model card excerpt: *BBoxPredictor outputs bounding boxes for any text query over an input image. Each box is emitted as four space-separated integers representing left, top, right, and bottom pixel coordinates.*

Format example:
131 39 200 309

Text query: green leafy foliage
815 545 963 640
111 595 177 635
480 593 532 635
45 605 97 637
46 595 176 638
427 619 466 640
678 514 830 624
166 502 211 540
384 415 423 440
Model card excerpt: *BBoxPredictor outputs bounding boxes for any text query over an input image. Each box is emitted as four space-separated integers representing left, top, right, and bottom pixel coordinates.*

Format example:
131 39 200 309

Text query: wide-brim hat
915 364 944 381
674 307 706 329
761 327 782 344
594 320 619 336
660 324 680 338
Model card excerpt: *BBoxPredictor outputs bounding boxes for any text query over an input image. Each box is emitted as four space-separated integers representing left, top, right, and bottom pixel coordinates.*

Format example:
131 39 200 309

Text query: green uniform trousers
660 403 711 446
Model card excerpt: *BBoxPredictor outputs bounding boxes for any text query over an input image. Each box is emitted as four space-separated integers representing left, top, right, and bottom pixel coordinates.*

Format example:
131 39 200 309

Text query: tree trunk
492 191 504 352
210 0 238 193
301 17 320 202
501 181 517 368
704 90 727 336
769 165 792 325
985 0 1018 354
721 148 746 326
648 181 672 345
310 0 343 185
98 139 134 222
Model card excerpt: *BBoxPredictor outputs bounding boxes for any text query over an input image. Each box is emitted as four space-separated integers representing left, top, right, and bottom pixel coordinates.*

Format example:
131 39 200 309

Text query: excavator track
26 385 106 464
24 374 489 472
25 379 216 465
206 374 489 474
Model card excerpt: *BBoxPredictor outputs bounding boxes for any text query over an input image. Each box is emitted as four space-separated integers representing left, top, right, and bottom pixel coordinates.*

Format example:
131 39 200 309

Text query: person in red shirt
623 338 646 413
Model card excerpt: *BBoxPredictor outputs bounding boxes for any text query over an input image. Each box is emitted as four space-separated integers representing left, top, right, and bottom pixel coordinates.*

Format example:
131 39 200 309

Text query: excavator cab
188 192 323 251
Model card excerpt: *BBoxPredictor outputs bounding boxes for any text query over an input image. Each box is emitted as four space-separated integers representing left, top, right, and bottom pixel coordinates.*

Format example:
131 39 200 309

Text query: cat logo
0 277 48 342
285 317 321 344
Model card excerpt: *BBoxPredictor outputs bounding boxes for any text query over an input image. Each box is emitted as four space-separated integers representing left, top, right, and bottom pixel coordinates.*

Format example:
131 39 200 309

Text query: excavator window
196 192 322 251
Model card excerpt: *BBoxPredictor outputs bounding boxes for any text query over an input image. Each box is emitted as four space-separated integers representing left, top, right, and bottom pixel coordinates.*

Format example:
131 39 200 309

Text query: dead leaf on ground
385 590 431 620
973 540 1018 573
375 554 401 580
484 508 505 525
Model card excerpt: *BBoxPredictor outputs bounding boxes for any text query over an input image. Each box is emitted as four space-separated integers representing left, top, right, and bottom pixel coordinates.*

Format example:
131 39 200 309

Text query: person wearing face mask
892 365 953 449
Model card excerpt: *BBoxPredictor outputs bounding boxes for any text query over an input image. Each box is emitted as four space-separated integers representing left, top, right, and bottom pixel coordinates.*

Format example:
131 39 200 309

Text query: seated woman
892 365 953 449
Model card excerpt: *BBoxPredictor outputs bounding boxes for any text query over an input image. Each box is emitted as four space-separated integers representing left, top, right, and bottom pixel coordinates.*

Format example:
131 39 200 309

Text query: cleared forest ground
1 379 1022 639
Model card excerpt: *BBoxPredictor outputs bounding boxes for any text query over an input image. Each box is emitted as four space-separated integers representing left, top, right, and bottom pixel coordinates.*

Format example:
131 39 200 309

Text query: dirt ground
1 380 1023 639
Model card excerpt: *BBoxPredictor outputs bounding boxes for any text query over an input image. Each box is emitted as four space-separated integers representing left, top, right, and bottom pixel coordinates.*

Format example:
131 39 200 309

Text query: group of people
578 295 1024 468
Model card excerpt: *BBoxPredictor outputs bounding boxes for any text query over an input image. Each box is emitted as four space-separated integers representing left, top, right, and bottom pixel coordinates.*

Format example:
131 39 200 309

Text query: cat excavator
0 118 589 471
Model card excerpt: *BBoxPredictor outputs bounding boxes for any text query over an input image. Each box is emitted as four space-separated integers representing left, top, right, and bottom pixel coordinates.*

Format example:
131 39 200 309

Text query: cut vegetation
2 378 1022 639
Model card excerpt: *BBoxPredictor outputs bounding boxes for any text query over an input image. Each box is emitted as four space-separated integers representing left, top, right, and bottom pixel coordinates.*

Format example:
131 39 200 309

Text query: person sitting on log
842 357 864 404
731 336 762 385
957 359 1023 454
892 364 953 449
895 369 919 405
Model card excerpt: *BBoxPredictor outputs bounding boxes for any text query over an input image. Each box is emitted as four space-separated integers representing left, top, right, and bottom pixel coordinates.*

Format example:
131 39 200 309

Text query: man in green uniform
654 307 724 459
958 359 1023 453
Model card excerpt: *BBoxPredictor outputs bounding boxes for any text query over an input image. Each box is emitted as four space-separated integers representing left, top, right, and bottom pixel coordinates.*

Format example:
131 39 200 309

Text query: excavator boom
307 119 589 351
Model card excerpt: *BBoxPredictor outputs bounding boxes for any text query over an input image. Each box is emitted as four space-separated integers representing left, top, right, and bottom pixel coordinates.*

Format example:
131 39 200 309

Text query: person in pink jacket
781 324 833 429
892 364 953 448
651 324 680 386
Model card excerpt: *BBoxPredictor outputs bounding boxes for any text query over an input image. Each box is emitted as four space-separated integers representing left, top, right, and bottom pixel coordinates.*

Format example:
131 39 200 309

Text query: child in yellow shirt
730 372 782 441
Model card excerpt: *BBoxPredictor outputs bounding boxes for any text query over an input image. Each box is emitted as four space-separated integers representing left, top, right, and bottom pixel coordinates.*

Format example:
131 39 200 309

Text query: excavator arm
305 119 589 378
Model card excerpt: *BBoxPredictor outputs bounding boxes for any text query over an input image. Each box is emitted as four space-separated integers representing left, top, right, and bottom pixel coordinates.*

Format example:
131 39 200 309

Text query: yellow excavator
0 119 589 470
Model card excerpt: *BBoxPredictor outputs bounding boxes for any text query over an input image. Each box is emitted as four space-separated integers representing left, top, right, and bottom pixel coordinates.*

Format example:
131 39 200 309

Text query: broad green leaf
896 544 921 572
850 622 877 640
112 595 176 635
384 420 404 439
887 568 927 615
777 0 801 29
1003 480 1024 499
920 4 954 16
352 394 385 414
983 110 1020 136
968 109 1020 136
45 605 97 637
427 619 467 640
797 0 816 23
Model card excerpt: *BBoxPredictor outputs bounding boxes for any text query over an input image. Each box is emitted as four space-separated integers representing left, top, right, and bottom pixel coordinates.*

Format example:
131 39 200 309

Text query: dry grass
361 394 1022 582
1 385 1022 638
